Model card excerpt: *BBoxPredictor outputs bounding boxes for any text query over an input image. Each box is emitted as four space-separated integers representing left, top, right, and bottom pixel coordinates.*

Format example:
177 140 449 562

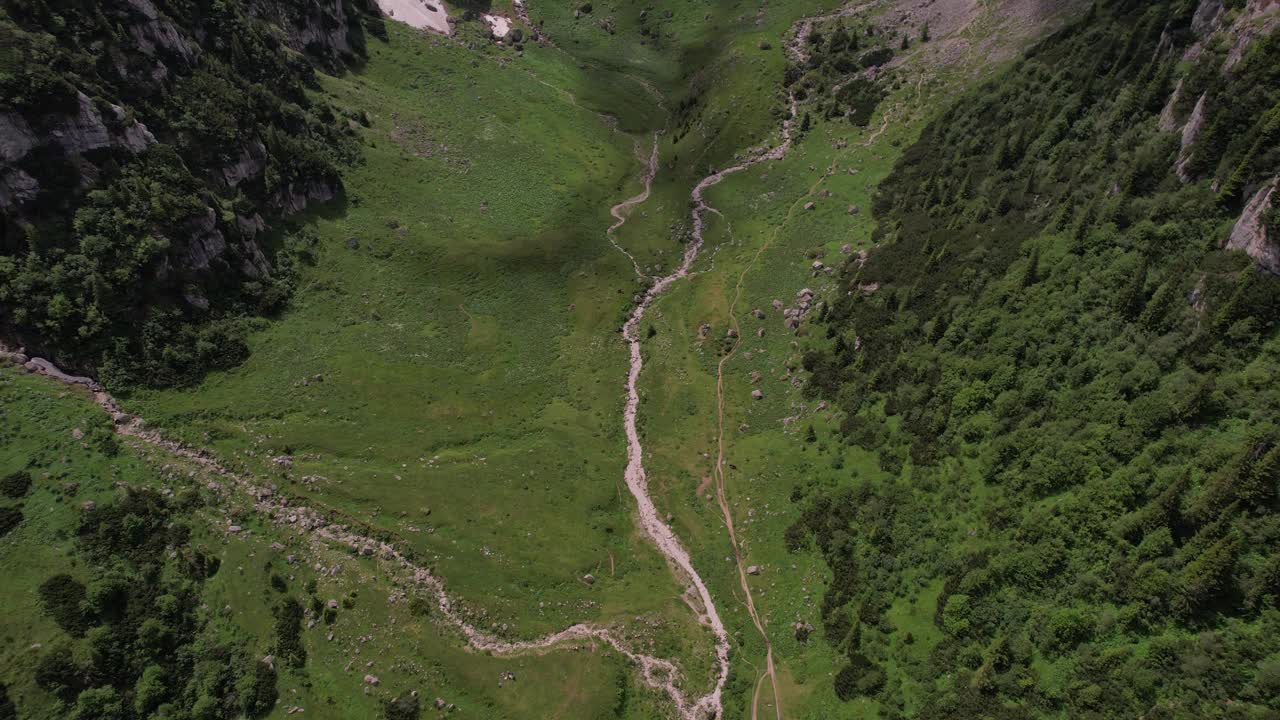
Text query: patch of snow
483 13 511 38
375 0 450 35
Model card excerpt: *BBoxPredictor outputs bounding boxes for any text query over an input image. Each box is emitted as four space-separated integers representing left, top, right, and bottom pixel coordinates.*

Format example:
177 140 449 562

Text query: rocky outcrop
248 0 370 67
1191 0 1224 37
1182 0 1279 70
1174 93 1207 183
0 92 156 210
1158 78 1185 133
1225 178 1279 275
271 178 340 215
220 141 269 188
126 0 199 64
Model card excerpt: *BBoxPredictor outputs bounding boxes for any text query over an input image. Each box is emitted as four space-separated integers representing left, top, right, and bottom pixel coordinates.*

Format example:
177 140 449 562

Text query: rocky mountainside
0 0 380 386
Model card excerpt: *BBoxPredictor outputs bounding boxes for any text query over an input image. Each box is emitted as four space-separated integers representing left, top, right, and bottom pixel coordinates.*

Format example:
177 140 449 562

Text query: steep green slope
794 1 1280 716
1 0 377 386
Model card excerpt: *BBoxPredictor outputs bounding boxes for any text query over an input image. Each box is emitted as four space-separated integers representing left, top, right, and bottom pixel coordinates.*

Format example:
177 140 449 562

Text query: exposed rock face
1 92 156 210
1174 94 1207 183
272 178 340 215
1226 178 1279 275
1223 0 1280 72
1182 0 1279 70
248 0 371 68
220 141 269 188
1158 78 1185 133
126 0 199 63
1190 0 1224 36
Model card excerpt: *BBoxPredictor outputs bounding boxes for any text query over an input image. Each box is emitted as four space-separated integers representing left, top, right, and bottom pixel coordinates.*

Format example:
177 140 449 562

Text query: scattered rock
71 428 84 440
228 525 242 533
364 674 380 686
747 564 761 575
841 243 853 254
803 201 816 211
81 500 97 511
847 205 860 215
582 573 595 585
751 390 764 400
346 237 359 250
751 308 765 319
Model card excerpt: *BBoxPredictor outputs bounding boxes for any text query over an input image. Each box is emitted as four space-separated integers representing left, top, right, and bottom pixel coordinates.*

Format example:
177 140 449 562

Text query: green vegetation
0 0 372 386
9 0 1277 717
794 1 1280 716
788 20 891 127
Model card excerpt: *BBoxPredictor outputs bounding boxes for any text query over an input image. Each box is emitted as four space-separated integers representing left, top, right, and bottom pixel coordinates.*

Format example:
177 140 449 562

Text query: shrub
0 470 31 498
273 598 306 669
38 574 89 636
243 661 278 718
0 507 22 538
384 694 421 720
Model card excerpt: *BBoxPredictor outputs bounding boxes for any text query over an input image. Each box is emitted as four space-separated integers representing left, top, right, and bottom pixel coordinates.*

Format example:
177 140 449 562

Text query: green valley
2 0 1279 718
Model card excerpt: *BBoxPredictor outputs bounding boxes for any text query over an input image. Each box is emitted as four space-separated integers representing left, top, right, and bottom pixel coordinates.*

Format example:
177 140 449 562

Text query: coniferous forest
796 1 1280 716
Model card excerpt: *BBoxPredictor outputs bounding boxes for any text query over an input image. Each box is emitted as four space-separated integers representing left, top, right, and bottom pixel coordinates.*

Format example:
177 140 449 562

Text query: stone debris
747 565 761 575
364 674 380 686
582 573 596 585
81 500 97 511
751 390 764 400
752 308 765 319
782 288 817 331
803 201 815 211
